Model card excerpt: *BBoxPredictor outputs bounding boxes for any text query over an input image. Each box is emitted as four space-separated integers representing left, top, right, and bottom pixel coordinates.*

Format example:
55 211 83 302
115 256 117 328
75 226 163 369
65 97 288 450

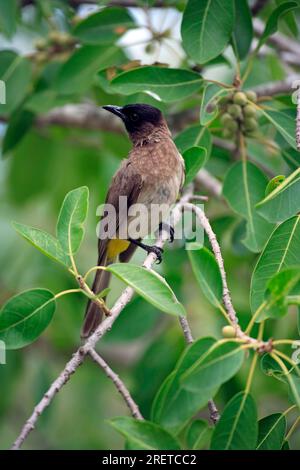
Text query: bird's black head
102 103 164 138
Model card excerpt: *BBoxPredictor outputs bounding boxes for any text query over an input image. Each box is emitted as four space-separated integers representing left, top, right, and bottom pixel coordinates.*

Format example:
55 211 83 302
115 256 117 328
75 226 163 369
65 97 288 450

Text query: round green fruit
222 128 234 138
245 90 257 102
220 113 232 124
228 104 242 118
243 104 256 118
233 91 247 106
244 118 258 131
226 120 238 132
35 38 48 50
48 31 62 43
35 51 49 64
222 325 236 338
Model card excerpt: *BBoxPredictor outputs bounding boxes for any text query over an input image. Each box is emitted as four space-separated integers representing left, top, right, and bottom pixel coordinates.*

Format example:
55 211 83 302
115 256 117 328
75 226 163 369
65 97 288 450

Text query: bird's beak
102 105 125 119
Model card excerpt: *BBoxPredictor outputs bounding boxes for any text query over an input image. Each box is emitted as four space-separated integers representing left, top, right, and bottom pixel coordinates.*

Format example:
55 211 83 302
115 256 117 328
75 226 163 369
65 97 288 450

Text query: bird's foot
158 222 175 243
147 245 164 264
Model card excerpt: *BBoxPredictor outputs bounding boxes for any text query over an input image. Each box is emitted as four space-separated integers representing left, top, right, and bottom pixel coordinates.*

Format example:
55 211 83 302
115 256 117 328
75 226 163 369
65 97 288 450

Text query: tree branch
37 103 124 133
11 188 192 450
178 314 220 424
183 203 265 346
88 348 143 420
178 316 193 345
297 86 300 151
184 204 238 326
253 74 300 97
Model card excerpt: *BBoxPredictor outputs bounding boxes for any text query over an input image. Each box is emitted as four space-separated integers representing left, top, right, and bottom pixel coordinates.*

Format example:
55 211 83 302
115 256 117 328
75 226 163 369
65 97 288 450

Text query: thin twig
88 349 143 420
178 316 194 345
178 312 220 424
207 400 220 425
296 85 300 151
253 75 300 97
183 202 269 349
184 203 238 327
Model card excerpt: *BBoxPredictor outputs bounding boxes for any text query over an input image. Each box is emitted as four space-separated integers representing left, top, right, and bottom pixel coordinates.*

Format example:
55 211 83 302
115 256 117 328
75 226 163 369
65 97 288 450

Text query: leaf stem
245 323 264 393
83 265 106 282
245 352 258 394
245 301 267 335
273 349 300 374
203 78 234 89
273 339 300 346
54 288 82 300
270 352 300 408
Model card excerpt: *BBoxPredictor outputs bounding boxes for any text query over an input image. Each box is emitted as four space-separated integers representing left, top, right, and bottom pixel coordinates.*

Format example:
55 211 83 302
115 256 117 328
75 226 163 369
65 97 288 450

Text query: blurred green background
0 0 299 449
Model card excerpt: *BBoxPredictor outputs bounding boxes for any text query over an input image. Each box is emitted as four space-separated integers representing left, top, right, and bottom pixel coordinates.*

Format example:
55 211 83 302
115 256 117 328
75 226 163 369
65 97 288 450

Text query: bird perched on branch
81 103 185 338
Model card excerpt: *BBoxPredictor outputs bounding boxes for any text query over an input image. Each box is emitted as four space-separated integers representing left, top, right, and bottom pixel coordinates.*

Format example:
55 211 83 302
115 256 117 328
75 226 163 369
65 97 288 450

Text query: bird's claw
150 246 164 264
158 223 175 243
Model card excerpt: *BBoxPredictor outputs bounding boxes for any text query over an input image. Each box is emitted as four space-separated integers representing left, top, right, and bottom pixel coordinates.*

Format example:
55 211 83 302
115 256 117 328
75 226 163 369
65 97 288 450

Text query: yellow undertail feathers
107 239 131 260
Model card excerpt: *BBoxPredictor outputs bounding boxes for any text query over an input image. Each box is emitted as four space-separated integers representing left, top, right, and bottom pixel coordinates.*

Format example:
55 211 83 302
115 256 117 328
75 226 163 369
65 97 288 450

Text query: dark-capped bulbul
81 103 185 338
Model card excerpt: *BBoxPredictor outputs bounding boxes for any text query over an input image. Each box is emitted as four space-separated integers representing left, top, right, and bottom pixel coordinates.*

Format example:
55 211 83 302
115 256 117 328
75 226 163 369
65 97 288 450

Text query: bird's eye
130 112 139 121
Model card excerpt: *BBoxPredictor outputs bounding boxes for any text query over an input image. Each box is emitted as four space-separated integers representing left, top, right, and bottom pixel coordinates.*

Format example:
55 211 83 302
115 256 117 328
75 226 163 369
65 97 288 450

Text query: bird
81 103 185 338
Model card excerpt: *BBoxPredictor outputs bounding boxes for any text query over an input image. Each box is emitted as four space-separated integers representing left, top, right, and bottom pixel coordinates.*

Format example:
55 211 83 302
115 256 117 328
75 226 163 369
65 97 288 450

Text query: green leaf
152 337 218 433
183 146 207 185
181 0 235 64
250 215 300 311
57 186 89 256
110 67 203 102
55 45 125 95
232 0 253 60
181 341 244 393
256 413 286 450
12 222 70 268
175 124 212 157
200 83 228 125
0 51 31 115
25 90 71 114
73 7 135 45
109 417 181 450
265 175 286 197
223 161 274 252
106 263 185 317
257 168 300 223
2 109 35 156
260 354 289 380
257 2 299 49
282 440 290 450
0 289 56 349
0 0 17 37
262 268 300 320
261 355 300 410
188 247 223 309
261 109 297 149
211 392 258 450
185 419 212 450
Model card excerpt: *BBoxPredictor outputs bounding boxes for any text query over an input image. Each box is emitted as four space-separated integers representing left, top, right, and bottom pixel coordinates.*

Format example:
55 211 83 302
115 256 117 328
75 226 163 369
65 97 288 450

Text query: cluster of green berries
220 90 258 139
34 31 76 64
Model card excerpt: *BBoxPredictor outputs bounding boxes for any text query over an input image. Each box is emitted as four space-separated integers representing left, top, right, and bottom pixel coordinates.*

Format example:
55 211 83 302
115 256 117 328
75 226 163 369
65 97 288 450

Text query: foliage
0 0 300 451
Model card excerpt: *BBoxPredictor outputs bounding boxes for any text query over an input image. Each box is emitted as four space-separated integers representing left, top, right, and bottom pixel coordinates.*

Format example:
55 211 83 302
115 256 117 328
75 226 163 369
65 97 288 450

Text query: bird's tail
81 252 114 339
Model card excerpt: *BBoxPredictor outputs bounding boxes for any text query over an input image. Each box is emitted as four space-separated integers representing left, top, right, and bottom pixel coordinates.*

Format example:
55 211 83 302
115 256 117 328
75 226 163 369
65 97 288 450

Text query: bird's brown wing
81 160 143 338
97 159 143 264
